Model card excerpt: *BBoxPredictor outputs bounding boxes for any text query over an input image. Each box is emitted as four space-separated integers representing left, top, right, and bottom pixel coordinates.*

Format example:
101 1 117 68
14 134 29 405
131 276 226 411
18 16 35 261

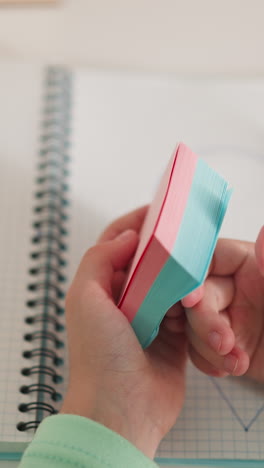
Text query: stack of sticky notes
119 143 232 348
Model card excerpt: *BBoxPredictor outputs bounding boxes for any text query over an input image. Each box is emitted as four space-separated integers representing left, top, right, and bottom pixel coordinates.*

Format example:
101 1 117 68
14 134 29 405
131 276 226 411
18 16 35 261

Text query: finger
163 302 185 333
76 230 138 293
98 205 148 243
112 271 126 303
164 332 188 375
162 314 186 333
166 302 183 318
185 276 235 355
181 284 204 308
149 331 188 377
188 344 229 377
255 225 264 276
172 333 188 375
209 238 250 276
182 238 250 307
187 324 250 376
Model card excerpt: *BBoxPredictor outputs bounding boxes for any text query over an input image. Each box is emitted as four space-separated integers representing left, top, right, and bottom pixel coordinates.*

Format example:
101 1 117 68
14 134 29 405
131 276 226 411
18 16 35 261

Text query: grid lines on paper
0 152 35 443
157 363 264 460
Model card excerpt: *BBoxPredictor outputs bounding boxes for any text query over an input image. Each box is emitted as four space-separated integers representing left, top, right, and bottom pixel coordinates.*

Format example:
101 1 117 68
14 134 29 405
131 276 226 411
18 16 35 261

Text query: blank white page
71 70 264 462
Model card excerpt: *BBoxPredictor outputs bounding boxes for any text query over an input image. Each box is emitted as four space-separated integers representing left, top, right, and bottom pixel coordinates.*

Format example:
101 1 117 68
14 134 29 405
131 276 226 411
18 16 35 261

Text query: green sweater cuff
20 414 159 468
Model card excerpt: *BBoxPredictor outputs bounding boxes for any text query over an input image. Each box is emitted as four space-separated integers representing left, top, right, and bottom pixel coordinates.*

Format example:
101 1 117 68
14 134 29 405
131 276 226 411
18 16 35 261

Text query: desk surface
0 0 264 76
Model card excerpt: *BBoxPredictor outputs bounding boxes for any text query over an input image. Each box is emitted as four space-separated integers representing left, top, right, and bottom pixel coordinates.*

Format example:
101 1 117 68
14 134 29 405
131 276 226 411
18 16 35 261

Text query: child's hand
182 227 264 381
61 207 187 459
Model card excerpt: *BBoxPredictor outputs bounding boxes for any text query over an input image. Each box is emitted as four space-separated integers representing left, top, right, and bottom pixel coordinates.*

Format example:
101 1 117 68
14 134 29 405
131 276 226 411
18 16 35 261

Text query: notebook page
71 71 264 462
0 64 45 445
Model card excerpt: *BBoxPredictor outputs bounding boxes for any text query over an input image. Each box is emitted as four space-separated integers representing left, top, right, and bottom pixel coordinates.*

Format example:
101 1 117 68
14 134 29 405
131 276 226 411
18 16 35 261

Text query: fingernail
208 331 222 352
224 353 238 374
116 229 135 241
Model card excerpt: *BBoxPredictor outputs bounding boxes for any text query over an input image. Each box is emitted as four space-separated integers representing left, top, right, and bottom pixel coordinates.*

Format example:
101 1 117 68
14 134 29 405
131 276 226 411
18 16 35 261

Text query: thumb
75 229 138 293
255 226 264 276
181 284 205 308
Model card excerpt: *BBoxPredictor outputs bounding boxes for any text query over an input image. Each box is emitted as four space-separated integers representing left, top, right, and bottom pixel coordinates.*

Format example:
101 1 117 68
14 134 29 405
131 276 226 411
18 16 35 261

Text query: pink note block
119 143 198 322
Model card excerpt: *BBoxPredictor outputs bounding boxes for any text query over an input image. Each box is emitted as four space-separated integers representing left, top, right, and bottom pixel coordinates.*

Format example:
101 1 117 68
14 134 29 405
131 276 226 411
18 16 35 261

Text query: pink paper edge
119 143 198 322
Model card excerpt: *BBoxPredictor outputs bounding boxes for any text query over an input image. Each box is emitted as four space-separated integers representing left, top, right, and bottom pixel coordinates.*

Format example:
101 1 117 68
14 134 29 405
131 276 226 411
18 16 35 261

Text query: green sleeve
19 414 159 468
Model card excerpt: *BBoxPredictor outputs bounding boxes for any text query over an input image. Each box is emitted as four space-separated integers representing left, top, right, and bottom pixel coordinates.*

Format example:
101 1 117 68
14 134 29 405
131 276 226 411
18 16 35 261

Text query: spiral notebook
0 63 264 466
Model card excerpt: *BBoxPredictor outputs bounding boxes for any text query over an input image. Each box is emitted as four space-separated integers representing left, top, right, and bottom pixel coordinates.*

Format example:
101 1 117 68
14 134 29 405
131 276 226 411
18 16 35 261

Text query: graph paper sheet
1 64 264 463
0 65 44 446
156 364 264 461
0 65 68 452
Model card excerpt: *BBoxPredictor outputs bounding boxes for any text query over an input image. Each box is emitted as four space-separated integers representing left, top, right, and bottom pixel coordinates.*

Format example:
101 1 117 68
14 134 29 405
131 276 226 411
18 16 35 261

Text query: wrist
90 404 161 458
60 391 161 459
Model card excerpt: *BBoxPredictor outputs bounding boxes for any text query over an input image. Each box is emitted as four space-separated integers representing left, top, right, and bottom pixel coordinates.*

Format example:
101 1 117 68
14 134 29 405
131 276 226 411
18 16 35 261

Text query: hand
181 226 264 382
61 207 187 459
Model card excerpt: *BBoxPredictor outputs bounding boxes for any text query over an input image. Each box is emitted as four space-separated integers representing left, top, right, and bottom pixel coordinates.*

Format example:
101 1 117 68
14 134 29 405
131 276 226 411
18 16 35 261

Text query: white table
0 0 264 76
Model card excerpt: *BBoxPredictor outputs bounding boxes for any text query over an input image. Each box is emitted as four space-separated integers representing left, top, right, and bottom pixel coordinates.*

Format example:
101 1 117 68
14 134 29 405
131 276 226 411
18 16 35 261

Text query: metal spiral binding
17 67 71 432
